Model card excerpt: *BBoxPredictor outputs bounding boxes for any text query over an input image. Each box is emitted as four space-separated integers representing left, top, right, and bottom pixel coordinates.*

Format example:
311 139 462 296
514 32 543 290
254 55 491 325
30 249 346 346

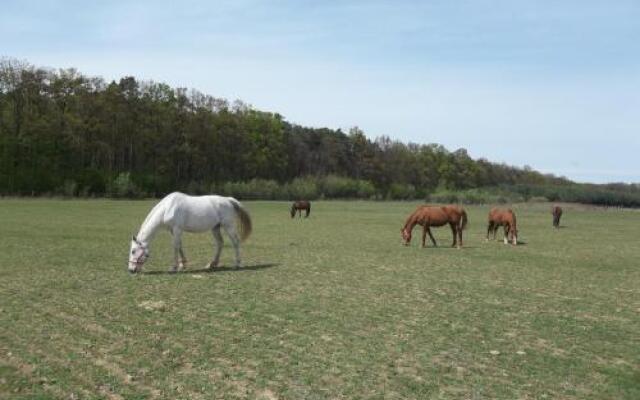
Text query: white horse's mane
137 196 168 241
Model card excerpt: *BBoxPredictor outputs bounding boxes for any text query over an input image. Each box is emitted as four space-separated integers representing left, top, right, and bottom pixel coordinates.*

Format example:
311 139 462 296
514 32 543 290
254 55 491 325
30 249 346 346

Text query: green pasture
1 199 639 399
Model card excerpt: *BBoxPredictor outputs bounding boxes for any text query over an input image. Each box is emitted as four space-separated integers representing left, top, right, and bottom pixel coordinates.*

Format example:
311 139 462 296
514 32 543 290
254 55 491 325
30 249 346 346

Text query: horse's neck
404 214 419 231
137 201 166 243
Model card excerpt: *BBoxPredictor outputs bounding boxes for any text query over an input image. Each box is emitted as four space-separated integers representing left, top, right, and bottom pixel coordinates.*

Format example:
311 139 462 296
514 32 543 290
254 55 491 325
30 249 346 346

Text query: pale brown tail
230 199 252 242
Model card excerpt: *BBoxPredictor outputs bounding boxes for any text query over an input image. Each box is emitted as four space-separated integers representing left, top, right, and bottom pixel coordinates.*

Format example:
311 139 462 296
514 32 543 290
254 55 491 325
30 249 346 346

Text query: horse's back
488 207 515 223
488 207 508 217
169 192 234 208
416 206 449 226
442 205 465 217
164 192 236 232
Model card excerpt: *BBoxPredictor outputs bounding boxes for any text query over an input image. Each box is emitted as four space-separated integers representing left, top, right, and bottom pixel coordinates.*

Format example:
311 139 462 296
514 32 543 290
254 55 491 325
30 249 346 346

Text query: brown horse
552 205 562 228
401 205 468 248
487 208 518 245
291 200 311 218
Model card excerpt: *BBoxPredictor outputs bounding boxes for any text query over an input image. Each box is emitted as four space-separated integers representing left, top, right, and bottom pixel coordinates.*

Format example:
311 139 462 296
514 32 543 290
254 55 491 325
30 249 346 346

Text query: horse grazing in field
401 205 468 248
127 192 252 273
487 208 518 245
291 200 311 218
552 205 562 228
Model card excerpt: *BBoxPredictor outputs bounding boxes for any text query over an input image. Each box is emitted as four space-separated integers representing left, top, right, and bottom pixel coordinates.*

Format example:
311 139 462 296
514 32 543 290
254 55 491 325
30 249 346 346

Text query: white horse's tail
229 198 252 242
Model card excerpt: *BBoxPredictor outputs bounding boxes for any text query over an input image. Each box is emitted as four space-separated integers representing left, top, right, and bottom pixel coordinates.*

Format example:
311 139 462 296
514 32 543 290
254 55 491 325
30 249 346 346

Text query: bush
316 175 377 199
459 190 482 204
220 181 247 199
186 181 209 195
427 188 525 204
528 196 549 203
216 176 377 200
428 190 459 204
218 179 286 200
246 179 285 200
78 185 91 198
77 169 107 196
108 172 145 198
356 180 377 199
286 177 319 200
59 180 77 197
388 183 416 200
320 175 356 198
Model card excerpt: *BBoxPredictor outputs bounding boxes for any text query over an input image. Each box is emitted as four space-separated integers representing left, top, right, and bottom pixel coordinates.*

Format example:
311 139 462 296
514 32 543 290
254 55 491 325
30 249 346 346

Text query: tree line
1 58 638 206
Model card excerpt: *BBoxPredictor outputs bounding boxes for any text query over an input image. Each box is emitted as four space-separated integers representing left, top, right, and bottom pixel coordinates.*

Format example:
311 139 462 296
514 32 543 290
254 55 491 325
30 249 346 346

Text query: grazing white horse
127 192 252 273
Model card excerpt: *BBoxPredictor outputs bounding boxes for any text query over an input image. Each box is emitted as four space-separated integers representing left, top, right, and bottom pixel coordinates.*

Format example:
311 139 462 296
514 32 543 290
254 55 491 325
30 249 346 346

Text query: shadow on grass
142 263 280 275
431 246 479 249
409 245 479 249
482 240 527 246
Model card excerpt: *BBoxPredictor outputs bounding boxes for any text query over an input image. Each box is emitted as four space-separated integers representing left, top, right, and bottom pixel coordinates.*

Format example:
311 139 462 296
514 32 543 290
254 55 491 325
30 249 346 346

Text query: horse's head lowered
128 236 149 273
401 227 412 245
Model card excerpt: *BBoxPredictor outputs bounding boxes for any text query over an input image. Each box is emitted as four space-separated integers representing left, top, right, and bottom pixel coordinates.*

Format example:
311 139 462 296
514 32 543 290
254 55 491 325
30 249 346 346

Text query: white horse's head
128 236 149 273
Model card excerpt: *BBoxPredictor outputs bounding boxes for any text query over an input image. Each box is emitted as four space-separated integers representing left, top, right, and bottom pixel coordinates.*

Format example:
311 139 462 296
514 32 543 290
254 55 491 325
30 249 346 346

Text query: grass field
1 199 639 399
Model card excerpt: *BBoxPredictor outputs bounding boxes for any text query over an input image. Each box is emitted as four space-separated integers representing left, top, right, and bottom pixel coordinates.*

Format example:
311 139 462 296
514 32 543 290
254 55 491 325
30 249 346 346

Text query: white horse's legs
222 224 242 268
171 227 186 271
208 225 224 269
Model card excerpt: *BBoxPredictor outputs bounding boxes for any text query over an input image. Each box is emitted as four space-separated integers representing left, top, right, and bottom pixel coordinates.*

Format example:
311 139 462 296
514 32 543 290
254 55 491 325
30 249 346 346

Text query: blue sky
2 0 639 183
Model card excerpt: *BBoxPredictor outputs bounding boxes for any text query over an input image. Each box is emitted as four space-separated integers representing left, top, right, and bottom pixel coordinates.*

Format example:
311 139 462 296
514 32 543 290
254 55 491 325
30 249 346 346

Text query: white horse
127 192 252 273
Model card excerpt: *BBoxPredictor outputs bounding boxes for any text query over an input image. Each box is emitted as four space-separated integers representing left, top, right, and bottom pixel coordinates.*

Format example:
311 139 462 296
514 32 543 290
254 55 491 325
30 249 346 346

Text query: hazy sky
2 0 639 183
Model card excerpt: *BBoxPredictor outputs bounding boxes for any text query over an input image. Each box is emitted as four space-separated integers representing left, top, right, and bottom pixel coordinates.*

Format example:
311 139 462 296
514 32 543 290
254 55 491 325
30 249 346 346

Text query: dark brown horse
401 205 468 248
487 208 518 245
291 200 311 218
552 205 562 228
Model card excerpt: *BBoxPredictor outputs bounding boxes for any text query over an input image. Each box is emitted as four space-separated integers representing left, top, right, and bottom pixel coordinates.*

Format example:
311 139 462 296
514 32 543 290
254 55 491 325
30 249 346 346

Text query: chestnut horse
487 208 518 245
291 200 311 218
401 205 468 248
552 205 562 228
